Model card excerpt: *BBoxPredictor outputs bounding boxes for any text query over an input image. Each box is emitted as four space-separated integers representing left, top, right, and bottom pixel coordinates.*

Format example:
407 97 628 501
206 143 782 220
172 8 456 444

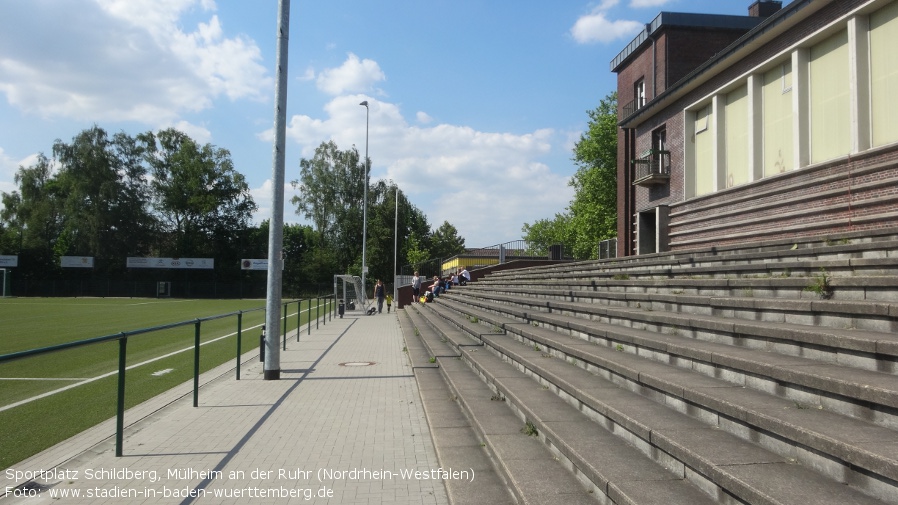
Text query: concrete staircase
399 230 898 505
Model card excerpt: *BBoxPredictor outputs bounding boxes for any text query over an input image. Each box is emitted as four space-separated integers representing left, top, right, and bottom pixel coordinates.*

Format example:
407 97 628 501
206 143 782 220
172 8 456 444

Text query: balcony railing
620 99 646 121
632 149 670 186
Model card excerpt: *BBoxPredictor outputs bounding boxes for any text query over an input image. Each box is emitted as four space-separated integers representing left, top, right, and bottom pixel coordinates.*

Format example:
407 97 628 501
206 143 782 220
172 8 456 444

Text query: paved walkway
2 310 452 505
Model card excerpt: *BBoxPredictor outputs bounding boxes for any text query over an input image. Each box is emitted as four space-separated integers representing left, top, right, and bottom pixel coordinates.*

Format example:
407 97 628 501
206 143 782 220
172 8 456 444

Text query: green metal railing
0 296 336 458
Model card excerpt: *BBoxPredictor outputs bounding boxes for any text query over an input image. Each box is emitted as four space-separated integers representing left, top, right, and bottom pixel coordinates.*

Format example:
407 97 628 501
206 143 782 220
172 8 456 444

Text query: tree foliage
291 140 458 286
0 126 257 280
51 126 157 271
430 221 466 259
0 130 469 292
143 128 256 256
522 92 618 259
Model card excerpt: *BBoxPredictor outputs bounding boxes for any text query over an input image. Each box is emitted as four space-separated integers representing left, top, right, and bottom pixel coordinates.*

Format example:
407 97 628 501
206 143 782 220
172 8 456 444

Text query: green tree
291 140 365 272
0 154 65 276
521 214 571 256
143 128 256 257
522 91 617 260
429 221 466 259
405 234 430 271
569 91 618 258
291 141 433 285
52 126 156 271
364 181 431 285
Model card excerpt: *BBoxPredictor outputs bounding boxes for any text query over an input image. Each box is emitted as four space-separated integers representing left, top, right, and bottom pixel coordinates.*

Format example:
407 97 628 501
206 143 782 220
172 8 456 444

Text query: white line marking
0 377 90 381
0 305 320 412
0 321 263 413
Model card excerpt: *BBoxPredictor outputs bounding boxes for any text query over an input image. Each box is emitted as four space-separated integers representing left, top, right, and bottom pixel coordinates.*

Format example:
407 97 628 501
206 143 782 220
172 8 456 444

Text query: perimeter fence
0 295 336 469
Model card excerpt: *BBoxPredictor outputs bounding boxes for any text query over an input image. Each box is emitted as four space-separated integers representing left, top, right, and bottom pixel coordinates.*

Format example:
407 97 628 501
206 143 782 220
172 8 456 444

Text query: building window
871 1 898 148
781 60 793 93
725 85 749 188
810 29 850 164
635 79 646 109
653 127 666 153
694 105 714 196
763 61 794 176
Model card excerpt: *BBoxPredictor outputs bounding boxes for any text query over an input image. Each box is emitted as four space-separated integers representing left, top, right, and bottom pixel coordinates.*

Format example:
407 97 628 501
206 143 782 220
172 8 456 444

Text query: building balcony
621 99 646 121
632 150 670 186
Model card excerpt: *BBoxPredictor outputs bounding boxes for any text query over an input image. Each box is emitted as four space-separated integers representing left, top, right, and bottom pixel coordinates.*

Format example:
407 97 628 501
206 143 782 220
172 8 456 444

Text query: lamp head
360 100 368 107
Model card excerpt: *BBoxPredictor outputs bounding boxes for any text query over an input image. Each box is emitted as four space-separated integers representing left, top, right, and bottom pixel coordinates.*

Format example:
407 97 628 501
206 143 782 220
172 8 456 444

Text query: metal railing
0 296 335 458
400 239 574 279
598 238 618 259
632 149 671 184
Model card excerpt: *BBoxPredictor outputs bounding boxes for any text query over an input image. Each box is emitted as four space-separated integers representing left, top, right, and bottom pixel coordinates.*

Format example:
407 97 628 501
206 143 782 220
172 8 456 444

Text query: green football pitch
0 297 325 470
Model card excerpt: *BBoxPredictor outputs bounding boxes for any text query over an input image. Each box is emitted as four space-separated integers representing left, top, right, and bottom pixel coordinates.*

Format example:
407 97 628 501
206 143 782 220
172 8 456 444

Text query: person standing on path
412 271 422 304
374 279 386 313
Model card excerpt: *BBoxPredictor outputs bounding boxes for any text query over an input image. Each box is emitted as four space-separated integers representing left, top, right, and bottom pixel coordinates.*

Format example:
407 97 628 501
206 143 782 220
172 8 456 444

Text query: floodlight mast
360 100 370 300
264 0 290 380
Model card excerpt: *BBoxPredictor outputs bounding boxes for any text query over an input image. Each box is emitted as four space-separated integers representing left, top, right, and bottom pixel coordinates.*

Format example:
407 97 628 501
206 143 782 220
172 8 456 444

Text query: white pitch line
0 377 90 381
0 305 323 413
0 320 270 413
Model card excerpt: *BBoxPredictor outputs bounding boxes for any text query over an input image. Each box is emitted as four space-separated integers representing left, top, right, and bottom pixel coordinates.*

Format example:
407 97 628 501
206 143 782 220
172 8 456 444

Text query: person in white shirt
412 271 422 304
458 267 470 286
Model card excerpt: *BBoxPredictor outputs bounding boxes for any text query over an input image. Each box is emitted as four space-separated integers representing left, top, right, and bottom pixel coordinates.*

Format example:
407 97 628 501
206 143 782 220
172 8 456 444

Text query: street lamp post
360 101 370 302
394 186 399 303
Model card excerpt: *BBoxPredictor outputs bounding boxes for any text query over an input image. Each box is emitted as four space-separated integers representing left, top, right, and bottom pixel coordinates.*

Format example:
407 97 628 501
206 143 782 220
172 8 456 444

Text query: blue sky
0 0 791 247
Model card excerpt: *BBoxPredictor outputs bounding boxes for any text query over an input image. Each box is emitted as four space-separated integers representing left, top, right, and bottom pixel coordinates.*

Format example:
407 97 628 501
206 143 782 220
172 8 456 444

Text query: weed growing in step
804 268 833 299
521 420 538 437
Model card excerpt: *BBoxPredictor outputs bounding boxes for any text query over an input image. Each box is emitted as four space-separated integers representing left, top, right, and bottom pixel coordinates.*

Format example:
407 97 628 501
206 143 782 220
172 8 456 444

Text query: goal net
333 275 368 311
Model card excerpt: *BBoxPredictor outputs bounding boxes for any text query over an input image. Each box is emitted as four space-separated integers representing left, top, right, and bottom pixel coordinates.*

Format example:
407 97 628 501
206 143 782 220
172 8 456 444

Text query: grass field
0 297 328 470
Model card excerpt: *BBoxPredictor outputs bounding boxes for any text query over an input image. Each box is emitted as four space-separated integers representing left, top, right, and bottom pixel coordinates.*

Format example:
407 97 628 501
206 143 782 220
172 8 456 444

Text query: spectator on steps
458 267 471 286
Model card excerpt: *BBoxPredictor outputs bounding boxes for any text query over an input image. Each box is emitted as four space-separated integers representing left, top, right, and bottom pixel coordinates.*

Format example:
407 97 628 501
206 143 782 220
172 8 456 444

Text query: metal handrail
400 239 574 279
632 149 671 181
0 296 336 457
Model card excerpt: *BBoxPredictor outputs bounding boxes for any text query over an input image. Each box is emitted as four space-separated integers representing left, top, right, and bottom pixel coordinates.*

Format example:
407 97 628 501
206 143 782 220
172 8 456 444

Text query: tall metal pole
393 186 399 302
264 0 290 381
360 101 370 301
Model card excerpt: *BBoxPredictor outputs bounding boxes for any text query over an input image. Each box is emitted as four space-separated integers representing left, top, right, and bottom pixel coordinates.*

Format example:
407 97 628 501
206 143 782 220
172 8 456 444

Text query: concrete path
1 311 452 505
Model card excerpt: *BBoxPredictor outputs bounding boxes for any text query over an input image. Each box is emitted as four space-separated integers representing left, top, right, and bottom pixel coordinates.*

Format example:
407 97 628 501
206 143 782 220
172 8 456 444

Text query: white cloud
316 53 386 96
299 67 317 82
416 111 433 124
0 0 269 125
251 178 306 229
167 121 213 144
629 0 671 7
268 95 573 246
0 148 43 197
570 8 644 44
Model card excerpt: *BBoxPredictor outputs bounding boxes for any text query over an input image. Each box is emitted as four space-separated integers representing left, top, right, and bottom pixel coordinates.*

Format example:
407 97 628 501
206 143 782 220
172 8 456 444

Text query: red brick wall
668 147 898 249
665 28 749 87
617 0 890 254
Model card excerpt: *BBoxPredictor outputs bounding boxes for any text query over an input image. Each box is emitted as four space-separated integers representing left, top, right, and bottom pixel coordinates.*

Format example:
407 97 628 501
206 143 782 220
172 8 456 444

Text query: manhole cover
339 361 376 367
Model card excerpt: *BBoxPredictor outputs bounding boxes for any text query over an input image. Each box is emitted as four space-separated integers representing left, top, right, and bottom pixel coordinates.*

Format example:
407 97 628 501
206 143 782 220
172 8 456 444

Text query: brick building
612 0 898 256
